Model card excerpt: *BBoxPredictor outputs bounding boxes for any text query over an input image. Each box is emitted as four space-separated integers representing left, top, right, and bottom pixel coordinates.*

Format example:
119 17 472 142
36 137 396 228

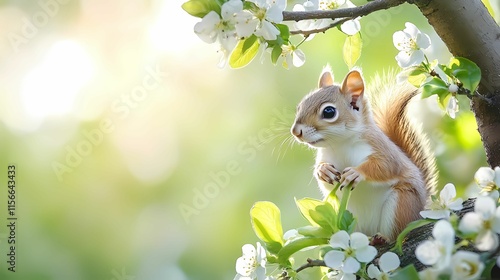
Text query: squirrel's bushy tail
368 71 437 195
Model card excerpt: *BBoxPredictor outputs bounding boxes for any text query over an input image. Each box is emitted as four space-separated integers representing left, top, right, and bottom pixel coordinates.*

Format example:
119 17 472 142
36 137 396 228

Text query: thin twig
296 258 327 274
290 18 351 37
282 0 406 22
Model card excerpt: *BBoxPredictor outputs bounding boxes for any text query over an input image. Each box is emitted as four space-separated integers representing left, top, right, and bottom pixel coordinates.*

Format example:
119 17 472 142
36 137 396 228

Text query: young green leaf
449 57 481 92
343 33 362 69
250 201 284 254
407 67 429 88
296 225 332 238
229 35 260 68
390 265 420 280
421 77 449 99
295 197 337 232
276 24 290 41
182 0 220 18
339 210 356 233
392 219 434 254
271 44 282 65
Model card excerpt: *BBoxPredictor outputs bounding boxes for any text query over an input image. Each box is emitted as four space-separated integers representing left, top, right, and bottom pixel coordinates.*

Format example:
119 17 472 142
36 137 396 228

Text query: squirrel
290 67 437 241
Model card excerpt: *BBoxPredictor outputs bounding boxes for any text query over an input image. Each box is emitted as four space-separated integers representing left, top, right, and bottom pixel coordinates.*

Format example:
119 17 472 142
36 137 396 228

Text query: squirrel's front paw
315 162 341 185
340 167 364 190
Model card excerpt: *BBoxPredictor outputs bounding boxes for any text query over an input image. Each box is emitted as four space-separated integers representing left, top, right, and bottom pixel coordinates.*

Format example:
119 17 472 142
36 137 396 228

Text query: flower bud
448 84 459 93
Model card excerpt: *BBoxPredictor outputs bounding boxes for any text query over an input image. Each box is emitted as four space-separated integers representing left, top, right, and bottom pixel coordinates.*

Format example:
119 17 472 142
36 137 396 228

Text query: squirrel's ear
341 70 364 107
318 66 334 88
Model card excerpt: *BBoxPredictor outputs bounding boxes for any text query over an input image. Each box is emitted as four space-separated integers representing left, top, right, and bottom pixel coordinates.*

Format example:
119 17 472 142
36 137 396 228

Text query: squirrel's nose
291 124 302 137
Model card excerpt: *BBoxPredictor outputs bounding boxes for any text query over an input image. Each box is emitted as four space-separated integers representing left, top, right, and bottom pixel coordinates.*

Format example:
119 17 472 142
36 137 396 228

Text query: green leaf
421 77 449 99
250 201 284 254
437 92 452 110
407 67 429 88
181 0 220 18
271 45 282 65
296 226 332 238
343 33 362 69
295 198 337 232
449 57 481 92
339 210 356 233
390 265 420 280
277 237 328 265
276 24 290 41
392 219 434 254
229 35 260 69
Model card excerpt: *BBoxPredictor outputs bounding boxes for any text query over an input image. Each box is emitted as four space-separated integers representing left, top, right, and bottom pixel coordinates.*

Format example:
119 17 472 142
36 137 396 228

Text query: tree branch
282 0 405 22
290 18 350 37
296 258 327 274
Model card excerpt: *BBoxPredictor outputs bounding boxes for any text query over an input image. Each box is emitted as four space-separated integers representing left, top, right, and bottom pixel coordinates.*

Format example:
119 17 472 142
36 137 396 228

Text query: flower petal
266 5 284 23
355 245 377 263
242 244 256 256
324 250 345 269
403 22 419 38
342 257 361 274
340 19 361 36
221 0 243 19
367 264 381 279
494 166 500 187
255 20 280 40
416 32 431 50
448 198 464 211
415 240 440 265
475 196 496 220
446 96 458 119
393 31 411 51
440 183 457 203
433 220 455 246
350 232 369 249
379 252 400 273
330 231 350 250
194 11 221 44
475 167 495 187
292 49 306 67
420 209 450 220
459 212 483 234
475 229 499 251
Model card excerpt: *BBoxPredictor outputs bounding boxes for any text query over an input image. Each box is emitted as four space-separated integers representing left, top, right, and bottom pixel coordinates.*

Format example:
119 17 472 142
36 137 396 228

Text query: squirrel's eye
322 106 336 119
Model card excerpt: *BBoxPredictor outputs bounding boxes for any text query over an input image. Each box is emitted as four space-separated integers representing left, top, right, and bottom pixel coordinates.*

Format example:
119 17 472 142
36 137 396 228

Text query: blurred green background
0 0 490 279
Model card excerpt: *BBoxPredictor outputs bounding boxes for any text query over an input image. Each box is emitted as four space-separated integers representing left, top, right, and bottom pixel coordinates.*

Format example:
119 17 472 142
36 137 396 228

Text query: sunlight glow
148 0 200 52
20 40 94 127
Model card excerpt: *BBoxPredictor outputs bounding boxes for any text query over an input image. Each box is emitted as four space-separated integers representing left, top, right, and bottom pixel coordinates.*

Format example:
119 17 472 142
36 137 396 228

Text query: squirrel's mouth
307 139 323 146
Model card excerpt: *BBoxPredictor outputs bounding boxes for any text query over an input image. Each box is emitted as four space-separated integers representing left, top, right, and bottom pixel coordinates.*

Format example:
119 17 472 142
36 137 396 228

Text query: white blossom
194 0 259 67
247 0 286 40
458 196 500 251
450 251 484 280
475 166 500 200
324 231 377 274
415 220 455 271
393 22 431 68
420 183 463 220
281 44 306 69
367 252 400 280
448 84 459 93
234 242 267 280
446 96 459 119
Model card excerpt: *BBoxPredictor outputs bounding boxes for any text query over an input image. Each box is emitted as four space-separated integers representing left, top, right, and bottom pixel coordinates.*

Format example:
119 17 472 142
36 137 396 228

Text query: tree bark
411 0 500 167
